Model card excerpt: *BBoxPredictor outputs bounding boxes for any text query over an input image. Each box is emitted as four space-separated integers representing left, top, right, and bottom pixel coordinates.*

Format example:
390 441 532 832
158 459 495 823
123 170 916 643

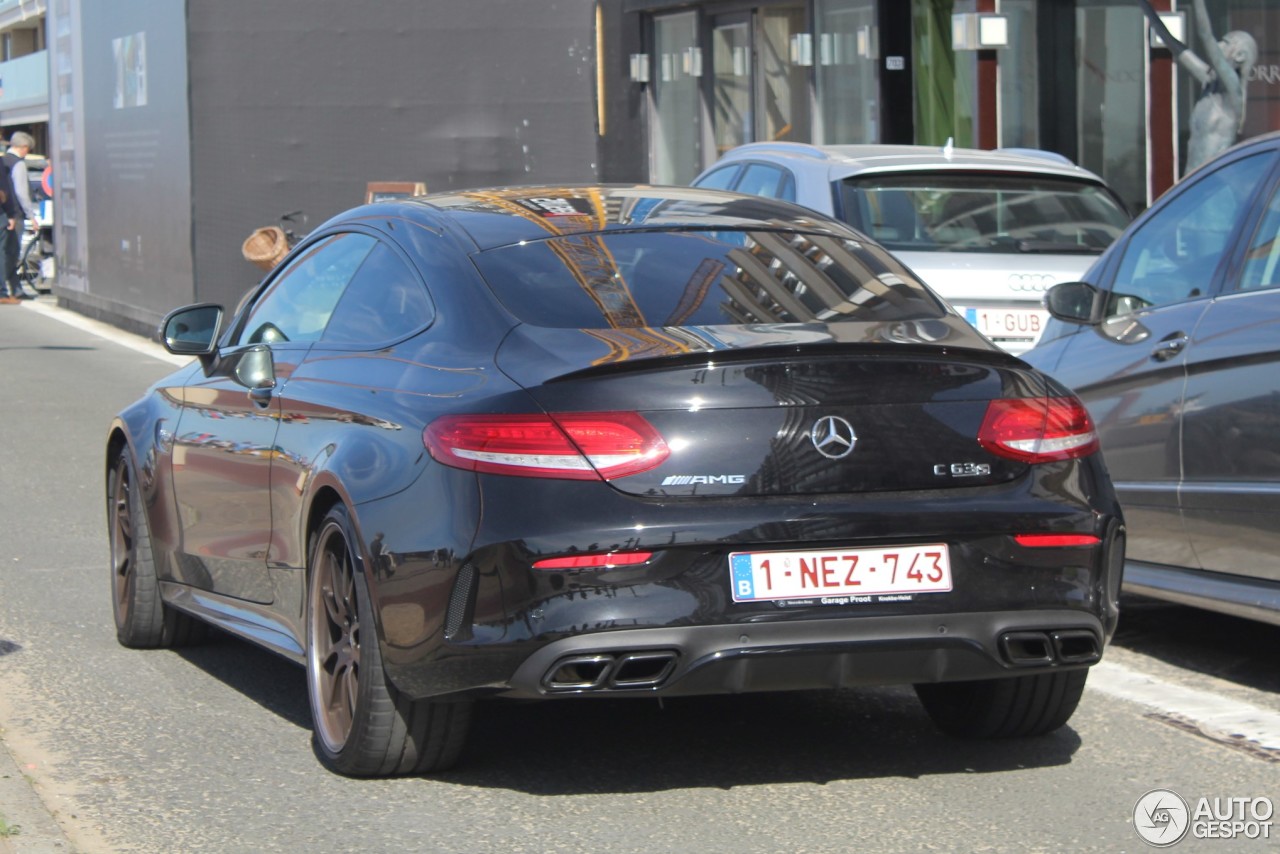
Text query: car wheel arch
301 483 387 615
105 424 130 495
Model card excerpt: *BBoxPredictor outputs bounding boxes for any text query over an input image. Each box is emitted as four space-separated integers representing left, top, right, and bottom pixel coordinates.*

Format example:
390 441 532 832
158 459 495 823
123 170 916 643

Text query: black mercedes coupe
106 185 1124 776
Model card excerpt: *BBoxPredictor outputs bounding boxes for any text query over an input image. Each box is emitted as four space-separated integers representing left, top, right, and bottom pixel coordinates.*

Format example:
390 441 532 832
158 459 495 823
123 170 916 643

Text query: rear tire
914 669 1088 738
108 448 207 648
306 505 471 776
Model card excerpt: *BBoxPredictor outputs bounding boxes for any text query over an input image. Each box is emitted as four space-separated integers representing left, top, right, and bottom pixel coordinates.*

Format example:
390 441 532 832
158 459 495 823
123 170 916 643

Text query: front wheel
914 669 1088 738
306 505 471 776
107 447 206 648
18 234 48 293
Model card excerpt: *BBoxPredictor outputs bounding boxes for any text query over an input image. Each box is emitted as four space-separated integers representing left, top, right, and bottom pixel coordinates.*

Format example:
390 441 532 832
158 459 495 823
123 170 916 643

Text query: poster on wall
112 32 147 109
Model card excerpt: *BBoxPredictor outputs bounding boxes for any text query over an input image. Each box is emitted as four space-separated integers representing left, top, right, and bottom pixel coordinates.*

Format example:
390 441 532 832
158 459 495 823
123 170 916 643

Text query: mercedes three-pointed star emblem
810 415 857 460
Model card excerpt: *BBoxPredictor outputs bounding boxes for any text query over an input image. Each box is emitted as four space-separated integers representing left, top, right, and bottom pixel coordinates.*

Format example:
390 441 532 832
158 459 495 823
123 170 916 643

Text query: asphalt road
1 299 1278 854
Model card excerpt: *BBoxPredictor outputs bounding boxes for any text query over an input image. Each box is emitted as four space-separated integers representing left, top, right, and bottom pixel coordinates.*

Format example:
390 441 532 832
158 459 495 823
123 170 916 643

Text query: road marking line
1089 659 1280 751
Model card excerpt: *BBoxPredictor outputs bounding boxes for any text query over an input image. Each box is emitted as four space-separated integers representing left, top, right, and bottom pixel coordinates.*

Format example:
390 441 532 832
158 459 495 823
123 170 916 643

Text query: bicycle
278 209 308 248
17 222 53 293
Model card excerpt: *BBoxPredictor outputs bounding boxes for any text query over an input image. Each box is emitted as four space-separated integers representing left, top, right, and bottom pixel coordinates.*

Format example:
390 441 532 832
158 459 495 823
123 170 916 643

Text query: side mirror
233 345 276 391
1044 281 1100 326
159 304 224 355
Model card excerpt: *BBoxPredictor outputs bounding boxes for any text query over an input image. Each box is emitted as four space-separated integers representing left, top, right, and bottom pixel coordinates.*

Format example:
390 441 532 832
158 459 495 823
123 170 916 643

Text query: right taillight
423 411 669 480
977 396 1099 463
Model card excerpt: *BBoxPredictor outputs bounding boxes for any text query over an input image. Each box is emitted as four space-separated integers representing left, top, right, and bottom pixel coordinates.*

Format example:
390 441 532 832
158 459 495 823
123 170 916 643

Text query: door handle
1150 334 1188 362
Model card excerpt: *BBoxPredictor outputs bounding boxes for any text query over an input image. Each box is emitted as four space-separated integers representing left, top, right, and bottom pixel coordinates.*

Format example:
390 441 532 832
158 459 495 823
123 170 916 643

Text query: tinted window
322 243 434 345
778 170 796 203
471 229 945 328
1110 152 1274 315
839 173 1129 253
737 164 789 199
234 233 376 346
1237 172 1280 293
695 165 740 191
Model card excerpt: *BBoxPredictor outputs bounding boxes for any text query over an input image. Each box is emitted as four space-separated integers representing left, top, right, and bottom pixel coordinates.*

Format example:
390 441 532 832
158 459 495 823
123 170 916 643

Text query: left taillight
977 396 1099 464
423 411 670 480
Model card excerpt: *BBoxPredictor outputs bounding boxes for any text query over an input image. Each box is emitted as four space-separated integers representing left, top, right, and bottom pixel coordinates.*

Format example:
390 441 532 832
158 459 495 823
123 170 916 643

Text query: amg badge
661 474 746 486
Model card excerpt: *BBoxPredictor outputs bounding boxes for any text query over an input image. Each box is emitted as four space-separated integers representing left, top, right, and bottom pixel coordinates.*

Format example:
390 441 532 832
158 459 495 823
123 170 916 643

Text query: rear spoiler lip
492 325 1027 385
548 342 1021 384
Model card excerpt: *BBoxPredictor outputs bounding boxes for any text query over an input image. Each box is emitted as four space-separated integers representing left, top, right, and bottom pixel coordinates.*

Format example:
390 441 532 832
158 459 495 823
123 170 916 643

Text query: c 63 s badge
934 462 991 478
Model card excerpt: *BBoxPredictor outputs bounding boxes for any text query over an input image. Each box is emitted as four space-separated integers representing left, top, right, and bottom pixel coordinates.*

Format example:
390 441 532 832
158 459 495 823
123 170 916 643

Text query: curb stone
0 733 74 853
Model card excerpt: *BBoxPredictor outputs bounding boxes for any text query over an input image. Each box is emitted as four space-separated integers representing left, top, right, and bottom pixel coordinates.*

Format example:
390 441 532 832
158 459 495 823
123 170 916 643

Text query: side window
695 165 740 191
321 243 435 345
1108 153 1274 317
778 170 796 203
1237 178 1280 293
234 233 376 346
737 164 788 199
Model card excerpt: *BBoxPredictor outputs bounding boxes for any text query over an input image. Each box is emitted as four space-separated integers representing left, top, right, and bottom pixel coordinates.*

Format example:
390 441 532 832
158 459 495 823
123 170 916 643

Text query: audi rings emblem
810 415 858 460
1007 273 1055 292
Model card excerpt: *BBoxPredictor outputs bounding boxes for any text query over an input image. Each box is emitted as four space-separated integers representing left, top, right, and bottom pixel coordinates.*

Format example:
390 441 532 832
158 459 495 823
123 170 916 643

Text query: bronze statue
1141 0 1257 172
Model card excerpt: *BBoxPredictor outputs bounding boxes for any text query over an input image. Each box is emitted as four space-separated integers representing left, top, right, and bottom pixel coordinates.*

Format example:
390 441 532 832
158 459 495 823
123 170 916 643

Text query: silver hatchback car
694 142 1131 354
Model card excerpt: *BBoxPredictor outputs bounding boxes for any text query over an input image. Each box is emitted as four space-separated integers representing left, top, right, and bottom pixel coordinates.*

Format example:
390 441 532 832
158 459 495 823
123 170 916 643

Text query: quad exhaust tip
543 650 679 693
999 629 1100 667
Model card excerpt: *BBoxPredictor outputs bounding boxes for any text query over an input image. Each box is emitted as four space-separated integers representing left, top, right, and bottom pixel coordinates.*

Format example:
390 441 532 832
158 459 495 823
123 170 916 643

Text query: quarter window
322 243 434 345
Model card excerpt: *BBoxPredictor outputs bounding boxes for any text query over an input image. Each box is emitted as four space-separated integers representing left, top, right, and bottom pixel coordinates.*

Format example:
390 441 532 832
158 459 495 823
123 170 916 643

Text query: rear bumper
491 609 1103 700
363 458 1124 701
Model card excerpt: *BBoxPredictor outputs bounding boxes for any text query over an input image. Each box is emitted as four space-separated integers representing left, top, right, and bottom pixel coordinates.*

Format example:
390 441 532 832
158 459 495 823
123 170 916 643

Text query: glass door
712 13 753 157
652 12 702 184
1076 1 1147 212
756 5 810 143
814 0 879 143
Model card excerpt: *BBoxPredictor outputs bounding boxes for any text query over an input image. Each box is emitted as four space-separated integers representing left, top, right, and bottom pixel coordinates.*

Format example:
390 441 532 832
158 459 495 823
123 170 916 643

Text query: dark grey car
1024 131 1280 626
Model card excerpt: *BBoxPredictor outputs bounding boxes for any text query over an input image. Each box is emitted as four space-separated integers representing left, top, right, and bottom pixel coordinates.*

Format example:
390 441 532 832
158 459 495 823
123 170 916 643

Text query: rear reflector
533 551 654 570
977 396 1099 463
1014 533 1101 548
424 412 669 480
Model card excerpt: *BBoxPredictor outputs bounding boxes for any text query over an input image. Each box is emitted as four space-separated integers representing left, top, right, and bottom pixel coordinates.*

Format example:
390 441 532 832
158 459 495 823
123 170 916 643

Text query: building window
998 0 1039 148
1076 1 1146 212
815 0 880 143
912 0 978 147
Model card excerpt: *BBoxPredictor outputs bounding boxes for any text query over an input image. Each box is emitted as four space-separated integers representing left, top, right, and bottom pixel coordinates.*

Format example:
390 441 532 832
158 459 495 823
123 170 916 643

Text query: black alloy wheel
306 504 471 776
108 448 204 648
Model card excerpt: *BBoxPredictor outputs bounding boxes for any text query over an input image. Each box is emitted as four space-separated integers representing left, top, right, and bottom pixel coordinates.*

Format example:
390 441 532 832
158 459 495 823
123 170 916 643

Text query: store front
633 0 991 183
621 0 1280 208
648 2 814 183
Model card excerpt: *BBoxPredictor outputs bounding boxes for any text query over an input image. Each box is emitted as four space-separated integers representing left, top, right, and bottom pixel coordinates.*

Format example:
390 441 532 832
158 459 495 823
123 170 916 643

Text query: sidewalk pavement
14 296 187 366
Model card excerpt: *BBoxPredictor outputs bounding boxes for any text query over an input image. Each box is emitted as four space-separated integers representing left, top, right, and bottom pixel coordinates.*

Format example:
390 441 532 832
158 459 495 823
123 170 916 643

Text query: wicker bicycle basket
241 226 290 271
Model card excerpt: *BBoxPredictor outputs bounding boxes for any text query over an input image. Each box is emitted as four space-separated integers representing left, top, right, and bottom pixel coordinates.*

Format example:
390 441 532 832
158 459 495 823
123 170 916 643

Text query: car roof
360 184 855 251
712 142 1107 184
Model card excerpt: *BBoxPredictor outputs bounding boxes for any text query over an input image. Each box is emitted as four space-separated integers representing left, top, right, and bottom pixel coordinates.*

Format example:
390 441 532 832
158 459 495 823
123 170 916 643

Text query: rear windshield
471 229 946 329
839 172 1130 255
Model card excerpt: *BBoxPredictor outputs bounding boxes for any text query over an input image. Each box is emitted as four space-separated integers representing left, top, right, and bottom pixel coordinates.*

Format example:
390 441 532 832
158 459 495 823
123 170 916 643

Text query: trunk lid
495 324 1044 498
